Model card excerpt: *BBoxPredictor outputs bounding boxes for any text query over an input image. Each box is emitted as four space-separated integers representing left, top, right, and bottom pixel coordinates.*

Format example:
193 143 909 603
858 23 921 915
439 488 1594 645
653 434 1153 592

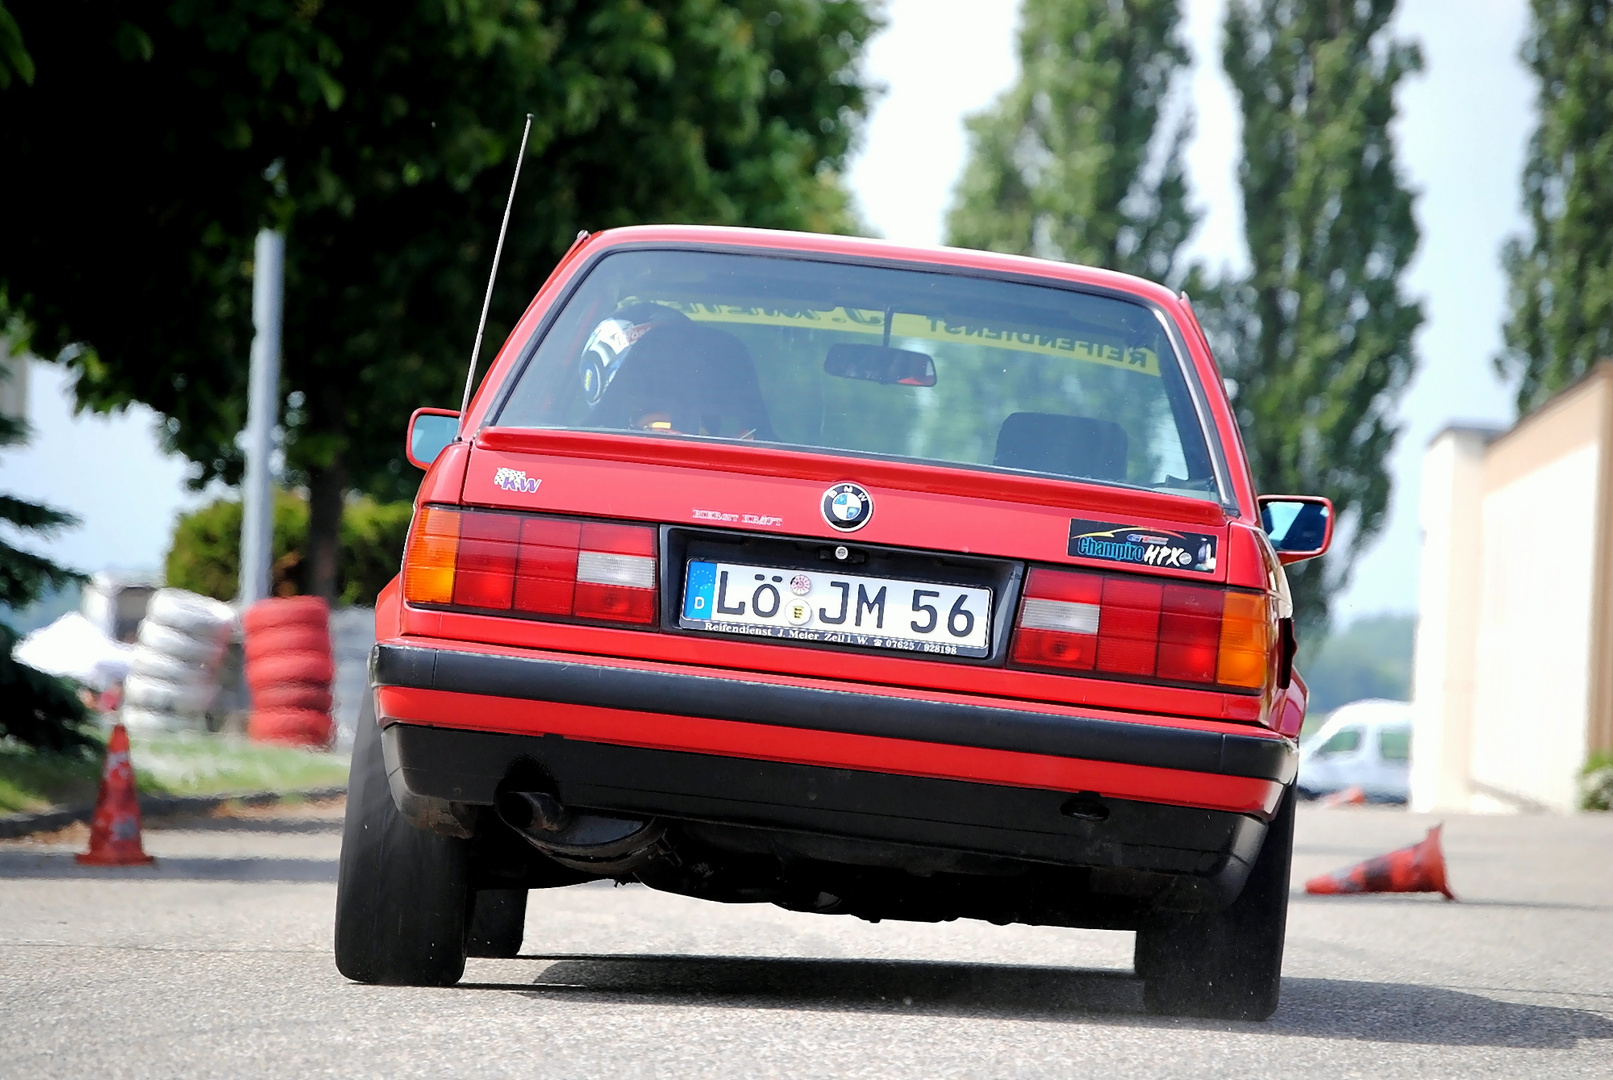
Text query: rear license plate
680 560 992 657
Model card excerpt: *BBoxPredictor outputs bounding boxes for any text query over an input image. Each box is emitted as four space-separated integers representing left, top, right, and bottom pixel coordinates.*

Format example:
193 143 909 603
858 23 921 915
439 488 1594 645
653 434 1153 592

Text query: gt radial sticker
1067 518 1218 574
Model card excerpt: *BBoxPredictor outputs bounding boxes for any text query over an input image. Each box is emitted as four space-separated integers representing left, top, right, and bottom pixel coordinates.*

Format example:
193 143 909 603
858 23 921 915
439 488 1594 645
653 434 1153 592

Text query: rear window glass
495 249 1220 500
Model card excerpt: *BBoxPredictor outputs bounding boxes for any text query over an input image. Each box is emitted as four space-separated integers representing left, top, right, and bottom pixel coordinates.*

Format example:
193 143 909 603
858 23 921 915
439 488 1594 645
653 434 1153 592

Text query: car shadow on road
461 953 1613 1049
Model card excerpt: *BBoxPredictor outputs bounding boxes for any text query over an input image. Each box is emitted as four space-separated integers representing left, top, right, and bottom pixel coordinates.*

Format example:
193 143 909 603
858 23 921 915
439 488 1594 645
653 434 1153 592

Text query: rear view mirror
1259 495 1333 564
824 344 937 387
407 408 460 469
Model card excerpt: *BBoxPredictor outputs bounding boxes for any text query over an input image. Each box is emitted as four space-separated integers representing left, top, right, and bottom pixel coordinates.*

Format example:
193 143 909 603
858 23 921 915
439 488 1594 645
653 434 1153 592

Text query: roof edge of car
580 225 1185 310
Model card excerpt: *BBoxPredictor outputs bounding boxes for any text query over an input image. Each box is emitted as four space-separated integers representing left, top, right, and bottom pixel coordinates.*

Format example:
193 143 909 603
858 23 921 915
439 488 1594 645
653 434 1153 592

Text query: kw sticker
638 301 1160 377
492 468 541 494
1067 518 1218 574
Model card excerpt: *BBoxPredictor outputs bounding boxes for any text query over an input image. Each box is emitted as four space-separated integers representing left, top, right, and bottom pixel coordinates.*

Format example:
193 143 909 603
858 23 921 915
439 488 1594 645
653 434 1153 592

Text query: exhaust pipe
495 789 667 876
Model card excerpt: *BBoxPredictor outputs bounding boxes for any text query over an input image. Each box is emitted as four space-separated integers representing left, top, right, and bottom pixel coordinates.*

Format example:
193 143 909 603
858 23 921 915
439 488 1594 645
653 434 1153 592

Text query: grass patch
0 732 349 815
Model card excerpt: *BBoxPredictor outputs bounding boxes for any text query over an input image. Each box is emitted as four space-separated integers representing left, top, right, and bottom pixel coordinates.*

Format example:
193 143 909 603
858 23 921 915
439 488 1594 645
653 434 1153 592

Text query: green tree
945 0 1197 283
0 338 94 752
1498 0 1613 411
1197 0 1423 631
1 0 881 599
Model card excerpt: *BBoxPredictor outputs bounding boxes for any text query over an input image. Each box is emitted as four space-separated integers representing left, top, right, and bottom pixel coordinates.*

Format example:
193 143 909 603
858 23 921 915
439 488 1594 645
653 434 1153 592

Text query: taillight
403 507 658 626
1012 567 1273 691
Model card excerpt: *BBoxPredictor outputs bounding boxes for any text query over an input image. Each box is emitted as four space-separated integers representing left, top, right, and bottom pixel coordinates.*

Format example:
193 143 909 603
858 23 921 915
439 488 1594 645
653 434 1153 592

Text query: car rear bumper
371 639 1296 914
370 640 1295 812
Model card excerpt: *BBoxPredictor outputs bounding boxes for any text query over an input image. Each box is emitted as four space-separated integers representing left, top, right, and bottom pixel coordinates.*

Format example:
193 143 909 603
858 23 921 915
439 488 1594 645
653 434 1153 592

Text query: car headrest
992 412 1129 481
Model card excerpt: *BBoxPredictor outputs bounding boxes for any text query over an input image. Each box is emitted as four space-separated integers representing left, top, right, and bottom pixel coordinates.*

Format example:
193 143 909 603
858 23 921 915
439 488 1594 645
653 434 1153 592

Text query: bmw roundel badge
821 482 873 532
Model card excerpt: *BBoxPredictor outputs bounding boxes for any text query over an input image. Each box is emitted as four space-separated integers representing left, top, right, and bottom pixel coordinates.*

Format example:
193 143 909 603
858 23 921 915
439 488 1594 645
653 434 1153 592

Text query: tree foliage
1197 0 1423 632
1499 0 1613 411
0 349 94 752
945 0 1196 283
166 492 411 606
0 0 882 598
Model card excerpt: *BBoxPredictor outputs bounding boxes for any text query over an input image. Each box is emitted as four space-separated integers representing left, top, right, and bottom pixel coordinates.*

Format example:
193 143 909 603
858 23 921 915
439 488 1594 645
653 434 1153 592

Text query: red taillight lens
574 522 658 623
403 507 658 626
1157 584 1222 683
1012 567 1272 691
452 512 520 610
1096 577 1162 676
514 518 580 615
1012 568 1102 671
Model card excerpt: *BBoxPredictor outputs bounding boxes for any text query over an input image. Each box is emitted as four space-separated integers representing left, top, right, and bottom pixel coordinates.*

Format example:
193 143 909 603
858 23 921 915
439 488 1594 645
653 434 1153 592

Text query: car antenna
459 112 534 432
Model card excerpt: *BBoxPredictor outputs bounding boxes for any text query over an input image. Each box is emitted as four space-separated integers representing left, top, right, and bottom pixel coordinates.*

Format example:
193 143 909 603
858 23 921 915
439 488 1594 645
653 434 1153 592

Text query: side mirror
1258 495 1333 564
824 343 937 387
407 408 460 469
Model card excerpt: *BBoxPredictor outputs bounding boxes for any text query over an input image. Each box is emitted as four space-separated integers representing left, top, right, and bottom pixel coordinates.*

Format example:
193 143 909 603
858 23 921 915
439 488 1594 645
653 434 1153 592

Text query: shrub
1583 752 1613 812
166 492 409 605
165 493 308 601
338 496 413 606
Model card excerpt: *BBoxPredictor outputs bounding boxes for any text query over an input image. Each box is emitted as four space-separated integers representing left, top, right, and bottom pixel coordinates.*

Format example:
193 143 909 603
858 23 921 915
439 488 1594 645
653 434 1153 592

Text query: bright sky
847 0 1529 622
3 0 1533 622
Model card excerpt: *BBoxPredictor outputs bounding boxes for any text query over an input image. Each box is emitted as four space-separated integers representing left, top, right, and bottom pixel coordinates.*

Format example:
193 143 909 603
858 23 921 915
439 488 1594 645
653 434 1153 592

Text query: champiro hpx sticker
1067 518 1218 574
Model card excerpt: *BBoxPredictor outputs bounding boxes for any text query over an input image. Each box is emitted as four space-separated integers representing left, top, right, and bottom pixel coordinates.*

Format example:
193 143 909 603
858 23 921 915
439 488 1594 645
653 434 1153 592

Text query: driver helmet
578 302 688 407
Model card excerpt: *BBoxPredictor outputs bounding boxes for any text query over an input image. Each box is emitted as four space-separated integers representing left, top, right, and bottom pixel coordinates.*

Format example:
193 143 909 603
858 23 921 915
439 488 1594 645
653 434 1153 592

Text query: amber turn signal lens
403 506 462 605
1217 591 1271 689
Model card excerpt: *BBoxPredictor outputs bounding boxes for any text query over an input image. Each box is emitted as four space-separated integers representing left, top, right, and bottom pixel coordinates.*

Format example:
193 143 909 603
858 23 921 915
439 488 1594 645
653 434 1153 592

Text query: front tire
1135 785 1295 1021
334 697 470 985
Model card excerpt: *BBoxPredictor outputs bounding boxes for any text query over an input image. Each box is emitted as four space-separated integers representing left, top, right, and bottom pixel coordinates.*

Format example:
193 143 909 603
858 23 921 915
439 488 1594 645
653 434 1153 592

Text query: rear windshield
494 249 1220 501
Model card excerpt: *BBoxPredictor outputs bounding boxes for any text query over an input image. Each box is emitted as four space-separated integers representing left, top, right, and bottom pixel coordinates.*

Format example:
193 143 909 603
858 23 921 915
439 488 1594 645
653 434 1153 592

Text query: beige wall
1412 364 1613 813
1410 428 1490 811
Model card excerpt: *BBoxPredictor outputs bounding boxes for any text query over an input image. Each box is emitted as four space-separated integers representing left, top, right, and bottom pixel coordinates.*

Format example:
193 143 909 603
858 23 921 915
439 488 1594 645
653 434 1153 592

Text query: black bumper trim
372 643 1296 784
385 723 1269 885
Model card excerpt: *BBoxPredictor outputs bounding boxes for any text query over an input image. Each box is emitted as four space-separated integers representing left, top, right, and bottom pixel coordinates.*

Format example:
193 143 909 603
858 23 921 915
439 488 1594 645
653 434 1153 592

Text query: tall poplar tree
1498 0 1613 411
1201 0 1423 631
945 0 1197 283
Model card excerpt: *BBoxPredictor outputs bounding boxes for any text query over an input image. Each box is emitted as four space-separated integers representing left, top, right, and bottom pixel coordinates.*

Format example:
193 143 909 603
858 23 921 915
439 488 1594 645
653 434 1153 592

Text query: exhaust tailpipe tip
496 790 572 834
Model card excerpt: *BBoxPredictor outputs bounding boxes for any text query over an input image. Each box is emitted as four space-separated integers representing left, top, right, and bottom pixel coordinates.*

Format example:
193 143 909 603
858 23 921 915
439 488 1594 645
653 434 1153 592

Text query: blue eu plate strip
683 560 717 620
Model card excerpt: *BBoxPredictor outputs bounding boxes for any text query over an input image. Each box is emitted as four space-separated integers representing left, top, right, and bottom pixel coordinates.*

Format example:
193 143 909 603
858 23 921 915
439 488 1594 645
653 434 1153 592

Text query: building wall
1412 365 1613 813
1409 429 1491 811
1471 443 1598 810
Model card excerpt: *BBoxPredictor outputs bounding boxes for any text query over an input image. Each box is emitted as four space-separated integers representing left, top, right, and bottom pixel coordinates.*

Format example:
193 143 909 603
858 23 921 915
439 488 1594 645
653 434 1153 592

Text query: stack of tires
122 589 236 733
243 597 336 748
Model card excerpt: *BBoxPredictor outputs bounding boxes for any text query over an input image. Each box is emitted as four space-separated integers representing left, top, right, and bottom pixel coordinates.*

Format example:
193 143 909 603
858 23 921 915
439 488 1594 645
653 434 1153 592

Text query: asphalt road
2 800 1610 1079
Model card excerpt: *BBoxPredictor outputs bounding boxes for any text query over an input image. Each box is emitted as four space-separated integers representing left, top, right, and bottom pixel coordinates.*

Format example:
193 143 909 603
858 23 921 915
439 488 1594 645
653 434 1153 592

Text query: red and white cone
75 723 154 866
1304 824 1454 900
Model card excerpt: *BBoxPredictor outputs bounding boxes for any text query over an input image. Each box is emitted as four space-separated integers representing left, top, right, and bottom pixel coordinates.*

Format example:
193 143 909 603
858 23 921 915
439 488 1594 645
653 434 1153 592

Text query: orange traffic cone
76 723 154 866
1321 785 1367 807
1305 825 1454 900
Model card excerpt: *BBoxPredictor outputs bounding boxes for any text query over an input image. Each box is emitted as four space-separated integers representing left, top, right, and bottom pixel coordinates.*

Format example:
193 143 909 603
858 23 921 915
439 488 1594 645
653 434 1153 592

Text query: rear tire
466 889 528 958
1135 785 1295 1021
334 697 469 986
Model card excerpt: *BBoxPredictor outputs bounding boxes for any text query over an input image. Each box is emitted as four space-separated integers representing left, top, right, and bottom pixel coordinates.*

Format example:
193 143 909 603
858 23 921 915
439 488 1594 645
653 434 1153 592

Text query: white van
1297 699 1413 802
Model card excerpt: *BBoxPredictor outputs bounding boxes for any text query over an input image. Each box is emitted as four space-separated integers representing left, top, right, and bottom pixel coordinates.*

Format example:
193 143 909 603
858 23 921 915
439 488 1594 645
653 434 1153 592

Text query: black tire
334 697 470 985
466 888 528 958
1135 784 1295 1021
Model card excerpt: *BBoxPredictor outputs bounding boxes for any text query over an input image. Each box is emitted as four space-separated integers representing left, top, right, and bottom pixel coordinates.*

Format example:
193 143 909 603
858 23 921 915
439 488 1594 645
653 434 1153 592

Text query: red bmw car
334 225 1332 1020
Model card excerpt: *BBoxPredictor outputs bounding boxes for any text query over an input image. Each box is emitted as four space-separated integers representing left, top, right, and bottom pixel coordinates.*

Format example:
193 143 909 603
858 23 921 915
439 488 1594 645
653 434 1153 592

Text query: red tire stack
243 597 336 748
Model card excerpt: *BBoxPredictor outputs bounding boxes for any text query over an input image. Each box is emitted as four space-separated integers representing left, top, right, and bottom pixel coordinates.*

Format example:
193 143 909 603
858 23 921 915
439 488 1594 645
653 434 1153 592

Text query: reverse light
403 507 658 626
1012 567 1273 691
